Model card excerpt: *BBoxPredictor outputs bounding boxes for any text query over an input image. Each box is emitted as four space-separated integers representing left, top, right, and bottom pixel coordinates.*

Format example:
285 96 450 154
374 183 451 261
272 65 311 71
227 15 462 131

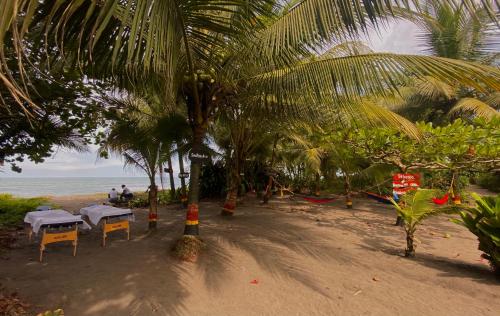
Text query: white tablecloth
79 205 134 225
24 210 91 234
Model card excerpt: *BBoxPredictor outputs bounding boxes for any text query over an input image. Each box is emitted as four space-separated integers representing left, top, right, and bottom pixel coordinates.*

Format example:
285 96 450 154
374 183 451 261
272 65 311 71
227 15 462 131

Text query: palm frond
251 0 497 67
449 97 499 119
250 53 500 119
413 76 456 101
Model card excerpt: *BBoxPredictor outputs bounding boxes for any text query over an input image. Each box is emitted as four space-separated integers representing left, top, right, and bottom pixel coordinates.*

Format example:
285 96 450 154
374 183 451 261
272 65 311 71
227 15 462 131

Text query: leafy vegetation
452 193 500 274
0 194 51 229
390 189 444 257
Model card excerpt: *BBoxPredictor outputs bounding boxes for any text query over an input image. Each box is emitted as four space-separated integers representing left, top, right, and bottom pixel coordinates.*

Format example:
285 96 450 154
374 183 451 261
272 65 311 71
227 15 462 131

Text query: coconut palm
2 1 500 243
101 95 190 229
386 0 500 122
101 98 163 229
390 189 443 257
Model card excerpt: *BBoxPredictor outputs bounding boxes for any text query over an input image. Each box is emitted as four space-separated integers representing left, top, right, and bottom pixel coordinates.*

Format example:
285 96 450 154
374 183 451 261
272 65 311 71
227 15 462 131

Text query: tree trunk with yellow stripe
183 125 205 236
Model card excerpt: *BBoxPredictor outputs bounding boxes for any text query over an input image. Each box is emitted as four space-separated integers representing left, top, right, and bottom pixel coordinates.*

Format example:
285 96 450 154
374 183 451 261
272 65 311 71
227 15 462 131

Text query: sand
0 194 499 315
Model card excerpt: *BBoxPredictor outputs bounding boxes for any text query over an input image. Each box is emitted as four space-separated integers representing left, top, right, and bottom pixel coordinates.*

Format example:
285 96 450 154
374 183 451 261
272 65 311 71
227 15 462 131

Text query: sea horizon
0 176 181 197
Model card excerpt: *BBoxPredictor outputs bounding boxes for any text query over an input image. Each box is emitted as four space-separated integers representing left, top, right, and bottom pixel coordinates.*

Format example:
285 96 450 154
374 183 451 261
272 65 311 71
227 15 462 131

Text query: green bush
0 194 51 228
452 193 500 275
128 190 177 208
477 172 500 193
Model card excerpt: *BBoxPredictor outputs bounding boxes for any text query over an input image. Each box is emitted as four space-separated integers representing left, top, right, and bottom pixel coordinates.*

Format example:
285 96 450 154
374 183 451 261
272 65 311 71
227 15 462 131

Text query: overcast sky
2 21 421 178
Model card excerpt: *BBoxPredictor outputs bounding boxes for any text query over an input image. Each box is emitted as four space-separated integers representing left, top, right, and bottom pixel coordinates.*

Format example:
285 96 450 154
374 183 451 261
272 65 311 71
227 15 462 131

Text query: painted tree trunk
167 154 176 198
178 147 188 206
222 170 241 216
184 126 205 236
405 231 415 257
148 181 158 230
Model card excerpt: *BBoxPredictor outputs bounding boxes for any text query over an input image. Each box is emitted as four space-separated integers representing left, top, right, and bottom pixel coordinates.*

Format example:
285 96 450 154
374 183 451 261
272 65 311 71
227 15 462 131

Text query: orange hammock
301 196 336 204
432 193 449 205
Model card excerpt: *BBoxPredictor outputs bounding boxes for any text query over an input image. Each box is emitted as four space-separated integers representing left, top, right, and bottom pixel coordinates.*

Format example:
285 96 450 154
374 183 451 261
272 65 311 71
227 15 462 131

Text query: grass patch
172 236 205 262
0 194 51 229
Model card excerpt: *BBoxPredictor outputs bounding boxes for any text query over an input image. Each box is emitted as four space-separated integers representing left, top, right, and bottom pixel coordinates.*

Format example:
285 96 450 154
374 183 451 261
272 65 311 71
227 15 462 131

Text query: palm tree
390 189 443 257
3 1 500 243
388 0 500 122
101 98 163 229
101 95 190 229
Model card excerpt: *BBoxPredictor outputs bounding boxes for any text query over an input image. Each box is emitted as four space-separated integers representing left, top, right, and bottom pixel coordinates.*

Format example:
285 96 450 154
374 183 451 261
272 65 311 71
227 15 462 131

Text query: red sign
393 173 420 195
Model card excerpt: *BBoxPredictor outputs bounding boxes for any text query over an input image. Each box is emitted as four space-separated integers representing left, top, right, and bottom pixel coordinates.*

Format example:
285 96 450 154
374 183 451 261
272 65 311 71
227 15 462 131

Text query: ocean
0 177 181 197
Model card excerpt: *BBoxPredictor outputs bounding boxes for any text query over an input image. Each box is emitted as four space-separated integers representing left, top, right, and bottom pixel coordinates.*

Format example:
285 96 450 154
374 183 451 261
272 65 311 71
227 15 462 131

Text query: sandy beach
1 194 499 315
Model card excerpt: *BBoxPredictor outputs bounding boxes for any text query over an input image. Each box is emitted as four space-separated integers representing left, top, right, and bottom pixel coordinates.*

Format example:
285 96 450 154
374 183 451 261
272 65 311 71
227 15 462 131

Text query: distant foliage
128 190 177 208
477 172 500 193
199 162 227 198
0 194 51 228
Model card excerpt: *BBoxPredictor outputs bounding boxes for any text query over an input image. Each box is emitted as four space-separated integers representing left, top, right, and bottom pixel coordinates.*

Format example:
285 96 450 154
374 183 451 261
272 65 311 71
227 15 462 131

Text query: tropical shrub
0 194 51 228
128 190 176 208
452 193 500 275
476 172 500 193
390 189 443 257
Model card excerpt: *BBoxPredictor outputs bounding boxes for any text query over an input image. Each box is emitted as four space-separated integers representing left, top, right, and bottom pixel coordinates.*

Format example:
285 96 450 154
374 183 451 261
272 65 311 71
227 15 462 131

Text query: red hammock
301 196 336 204
432 193 449 205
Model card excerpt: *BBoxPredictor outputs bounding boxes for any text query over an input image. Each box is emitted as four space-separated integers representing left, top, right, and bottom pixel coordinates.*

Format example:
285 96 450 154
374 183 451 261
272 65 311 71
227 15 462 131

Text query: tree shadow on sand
193 201 356 298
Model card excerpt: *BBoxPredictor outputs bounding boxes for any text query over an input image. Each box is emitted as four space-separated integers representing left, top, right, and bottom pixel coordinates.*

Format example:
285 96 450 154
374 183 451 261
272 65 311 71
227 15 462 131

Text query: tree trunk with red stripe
183 125 205 236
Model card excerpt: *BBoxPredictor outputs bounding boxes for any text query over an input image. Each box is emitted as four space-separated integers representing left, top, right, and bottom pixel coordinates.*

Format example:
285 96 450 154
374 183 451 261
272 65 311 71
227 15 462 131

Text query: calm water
0 177 180 197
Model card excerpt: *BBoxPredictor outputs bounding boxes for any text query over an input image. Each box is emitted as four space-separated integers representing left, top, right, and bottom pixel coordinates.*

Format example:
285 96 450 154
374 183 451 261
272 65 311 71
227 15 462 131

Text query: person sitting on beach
121 184 134 201
108 188 119 203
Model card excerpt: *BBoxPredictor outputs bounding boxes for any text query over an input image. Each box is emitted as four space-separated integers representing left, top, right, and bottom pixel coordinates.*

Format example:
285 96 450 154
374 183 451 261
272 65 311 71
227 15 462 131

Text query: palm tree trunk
177 144 188 206
263 136 278 204
222 158 241 216
344 173 352 209
314 173 321 196
183 125 205 236
148 179 158 230
167 154 176 198
405 230 415 257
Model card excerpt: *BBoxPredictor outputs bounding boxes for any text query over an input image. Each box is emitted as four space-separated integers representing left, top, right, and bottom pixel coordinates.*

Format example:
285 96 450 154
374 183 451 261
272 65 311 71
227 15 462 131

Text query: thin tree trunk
405 231 415 257
344 172 352 209
184 125 205 236
263 136 278 204
451 170 461 205
148 179 158 230
167 154 176 198
314 173 321 196
177 144 188 206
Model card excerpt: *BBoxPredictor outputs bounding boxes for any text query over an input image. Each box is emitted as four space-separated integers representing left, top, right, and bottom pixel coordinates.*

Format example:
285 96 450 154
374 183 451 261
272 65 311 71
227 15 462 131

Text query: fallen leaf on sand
250 279 259 285
443 233 451 238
